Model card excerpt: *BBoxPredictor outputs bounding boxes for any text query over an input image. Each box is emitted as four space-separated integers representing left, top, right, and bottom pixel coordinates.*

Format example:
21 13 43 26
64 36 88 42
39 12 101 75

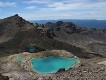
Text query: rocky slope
0 15 105 58
0 14 34 43
37 21 106 57
0 51 106 80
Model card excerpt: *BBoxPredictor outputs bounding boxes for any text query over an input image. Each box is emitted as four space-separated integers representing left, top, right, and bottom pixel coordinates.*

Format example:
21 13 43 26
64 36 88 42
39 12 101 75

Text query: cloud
38 0 106 12
23 0 106 11
47 2 82 10
2 0 106 20
0 1 16 7
23 0 48 4
26 6 36 10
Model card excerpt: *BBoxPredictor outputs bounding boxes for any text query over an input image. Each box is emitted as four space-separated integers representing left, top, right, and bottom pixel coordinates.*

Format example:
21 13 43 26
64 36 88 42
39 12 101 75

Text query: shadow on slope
0 28 102 59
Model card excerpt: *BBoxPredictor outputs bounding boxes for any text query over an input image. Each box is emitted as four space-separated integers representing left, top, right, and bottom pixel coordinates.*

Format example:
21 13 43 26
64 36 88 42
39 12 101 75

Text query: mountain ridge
31 19 106 29
0 14 106 58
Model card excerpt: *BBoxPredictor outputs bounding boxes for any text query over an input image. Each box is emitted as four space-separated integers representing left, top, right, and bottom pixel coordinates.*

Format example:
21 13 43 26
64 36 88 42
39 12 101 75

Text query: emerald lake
31 57 78 73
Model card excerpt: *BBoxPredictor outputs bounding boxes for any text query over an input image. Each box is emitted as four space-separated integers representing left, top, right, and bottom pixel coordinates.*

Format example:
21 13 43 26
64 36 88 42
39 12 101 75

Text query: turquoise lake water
31 57 78 73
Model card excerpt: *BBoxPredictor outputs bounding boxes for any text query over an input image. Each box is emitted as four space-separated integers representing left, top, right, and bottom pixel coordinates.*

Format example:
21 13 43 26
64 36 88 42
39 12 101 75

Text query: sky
0 0 106 20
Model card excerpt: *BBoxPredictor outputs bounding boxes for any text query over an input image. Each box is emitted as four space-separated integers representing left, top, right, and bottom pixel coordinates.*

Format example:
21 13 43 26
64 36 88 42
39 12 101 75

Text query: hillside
0 14 34 43
36 21 106 57
0 15 106 58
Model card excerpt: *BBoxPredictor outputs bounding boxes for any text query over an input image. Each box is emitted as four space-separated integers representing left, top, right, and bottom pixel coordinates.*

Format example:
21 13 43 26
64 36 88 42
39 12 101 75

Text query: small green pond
31 57 78 73
16 57 24 62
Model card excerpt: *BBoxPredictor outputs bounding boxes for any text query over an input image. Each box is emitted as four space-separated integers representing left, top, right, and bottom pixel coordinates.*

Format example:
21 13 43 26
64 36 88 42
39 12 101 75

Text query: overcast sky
0 0 106 20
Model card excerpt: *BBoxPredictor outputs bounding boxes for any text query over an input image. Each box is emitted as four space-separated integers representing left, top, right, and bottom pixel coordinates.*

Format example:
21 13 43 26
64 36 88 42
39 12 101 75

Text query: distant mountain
31 19 106 29
0 15 106 58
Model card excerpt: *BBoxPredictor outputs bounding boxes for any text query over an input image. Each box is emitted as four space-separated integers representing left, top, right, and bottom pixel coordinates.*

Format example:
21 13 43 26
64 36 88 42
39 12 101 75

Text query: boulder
57 68 65 73
0 74 9 80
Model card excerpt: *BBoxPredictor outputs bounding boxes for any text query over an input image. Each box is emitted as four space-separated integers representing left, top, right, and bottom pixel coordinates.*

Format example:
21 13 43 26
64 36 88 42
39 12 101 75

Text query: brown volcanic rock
0 74 9 80
57 68 65 73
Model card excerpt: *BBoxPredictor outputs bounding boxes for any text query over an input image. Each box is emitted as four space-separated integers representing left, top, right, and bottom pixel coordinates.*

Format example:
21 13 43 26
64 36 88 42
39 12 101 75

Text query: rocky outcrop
0 74 9 80
57 68 65 73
